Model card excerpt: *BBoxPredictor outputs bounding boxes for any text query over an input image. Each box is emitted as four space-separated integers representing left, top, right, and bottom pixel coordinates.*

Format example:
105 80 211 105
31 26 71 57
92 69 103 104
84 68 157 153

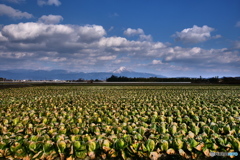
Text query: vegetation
0 85 239 159
106 75 240 84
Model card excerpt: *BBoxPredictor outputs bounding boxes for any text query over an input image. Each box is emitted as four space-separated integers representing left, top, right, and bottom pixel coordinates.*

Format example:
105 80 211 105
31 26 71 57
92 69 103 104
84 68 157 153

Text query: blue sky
0 0 240 77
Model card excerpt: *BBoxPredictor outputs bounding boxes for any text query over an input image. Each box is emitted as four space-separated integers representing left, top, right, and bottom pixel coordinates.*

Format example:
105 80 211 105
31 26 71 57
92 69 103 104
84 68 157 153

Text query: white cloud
39 57 66 62
173 25 220 43
139 34 152 41
124 28 152 41
235 21 240 27
0 4 33 19
99 37 128 48
38 15 63 24
1 23 106 44
99 37 161 53
152 42 166 49
0 51 34 58
159 47 240 67
124 28 144 36
152 60 163 65
97 55 116 60
1 22 73 41
77 25 106 43
0 32 8 42
0 22 239 76
142 46 239 77
37 0 61 6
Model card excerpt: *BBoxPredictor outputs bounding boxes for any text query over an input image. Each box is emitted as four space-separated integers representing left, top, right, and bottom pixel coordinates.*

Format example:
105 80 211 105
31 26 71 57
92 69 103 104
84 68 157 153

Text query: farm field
0 85 240 160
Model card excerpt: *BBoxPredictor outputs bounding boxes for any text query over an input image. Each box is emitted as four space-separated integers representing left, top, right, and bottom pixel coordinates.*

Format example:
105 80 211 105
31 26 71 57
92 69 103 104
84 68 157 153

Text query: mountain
113 66 132 73
0 67 166 80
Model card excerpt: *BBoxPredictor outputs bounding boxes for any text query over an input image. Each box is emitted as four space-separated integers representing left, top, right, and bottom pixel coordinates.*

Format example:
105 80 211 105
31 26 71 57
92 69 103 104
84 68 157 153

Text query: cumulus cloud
152 59 163 65
0 4 33 19
173 25 220 43
124 28 144 36
139 34 152 41
99 37 163 54
99 37 128 48
1 22 73 41
38 15 63 24
159 47 240 70
0 22 239 77
37 0 61 6
77 25 106 43
124 28 152 41
0 32 8 42
1 23 106 44
142 46 240 77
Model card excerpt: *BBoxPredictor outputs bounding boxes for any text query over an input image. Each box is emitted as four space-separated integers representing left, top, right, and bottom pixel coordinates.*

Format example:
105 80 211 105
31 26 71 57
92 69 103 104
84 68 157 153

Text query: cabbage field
0 85 239 160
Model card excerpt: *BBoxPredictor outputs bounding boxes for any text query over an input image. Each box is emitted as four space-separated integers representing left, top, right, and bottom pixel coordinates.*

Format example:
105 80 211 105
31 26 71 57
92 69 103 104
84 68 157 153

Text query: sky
0 0 240 78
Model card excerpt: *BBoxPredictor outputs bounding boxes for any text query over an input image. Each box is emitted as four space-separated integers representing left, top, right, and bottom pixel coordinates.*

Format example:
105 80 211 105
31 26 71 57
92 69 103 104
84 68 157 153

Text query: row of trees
66 78 102 82
106 75 240 84
0 77 12 81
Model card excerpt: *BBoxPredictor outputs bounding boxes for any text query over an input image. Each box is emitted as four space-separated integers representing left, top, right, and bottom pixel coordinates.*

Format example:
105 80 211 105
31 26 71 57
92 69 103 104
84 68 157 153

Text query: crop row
0 86 239 159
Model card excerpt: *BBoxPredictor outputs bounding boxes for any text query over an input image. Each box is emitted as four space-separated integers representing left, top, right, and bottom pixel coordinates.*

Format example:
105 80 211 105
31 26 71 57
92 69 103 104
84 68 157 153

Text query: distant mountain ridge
0 68 166 80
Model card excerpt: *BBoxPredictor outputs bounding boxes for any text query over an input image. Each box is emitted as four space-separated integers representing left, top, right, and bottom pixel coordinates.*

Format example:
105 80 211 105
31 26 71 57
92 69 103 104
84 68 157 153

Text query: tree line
106 75 240 84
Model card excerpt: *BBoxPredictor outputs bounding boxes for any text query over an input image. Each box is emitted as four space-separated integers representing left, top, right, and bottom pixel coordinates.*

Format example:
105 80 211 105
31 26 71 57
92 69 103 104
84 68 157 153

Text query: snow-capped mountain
0 68 166 80
113 66 132 73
